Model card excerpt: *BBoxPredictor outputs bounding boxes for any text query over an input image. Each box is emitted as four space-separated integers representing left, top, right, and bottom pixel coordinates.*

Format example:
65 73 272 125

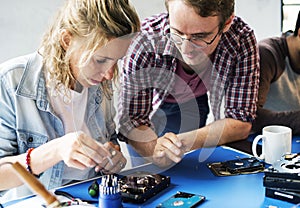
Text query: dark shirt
252 35 300 135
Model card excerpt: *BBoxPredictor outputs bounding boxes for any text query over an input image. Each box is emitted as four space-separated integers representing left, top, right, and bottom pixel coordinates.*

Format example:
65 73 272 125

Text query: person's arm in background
252 37 300 135
253 108 300 135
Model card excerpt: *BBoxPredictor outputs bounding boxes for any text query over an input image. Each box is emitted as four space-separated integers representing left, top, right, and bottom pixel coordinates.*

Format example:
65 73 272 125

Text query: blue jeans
152 93 209 136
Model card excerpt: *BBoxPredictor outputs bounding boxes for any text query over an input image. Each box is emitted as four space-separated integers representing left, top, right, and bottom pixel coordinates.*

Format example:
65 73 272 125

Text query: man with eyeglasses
118 0 259 167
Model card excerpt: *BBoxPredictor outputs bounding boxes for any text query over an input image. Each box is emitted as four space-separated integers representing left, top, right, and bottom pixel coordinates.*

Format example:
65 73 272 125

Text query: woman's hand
57 131 111 170
95 142 127 174
56 131 127 173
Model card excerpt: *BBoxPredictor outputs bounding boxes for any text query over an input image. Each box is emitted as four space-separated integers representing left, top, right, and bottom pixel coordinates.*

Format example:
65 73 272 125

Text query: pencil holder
99 191 122 208
98 174 122 208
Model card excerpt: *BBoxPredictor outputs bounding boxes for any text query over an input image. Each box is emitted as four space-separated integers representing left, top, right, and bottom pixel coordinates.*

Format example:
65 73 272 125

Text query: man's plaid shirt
118 13 259 137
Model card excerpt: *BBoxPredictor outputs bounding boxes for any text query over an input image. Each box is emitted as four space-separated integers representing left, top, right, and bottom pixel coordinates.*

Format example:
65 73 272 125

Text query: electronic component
265 188 300 204
263 153 300 204
264 153 300 192
156 191 205 208
207 157 264 176
119 171 171 203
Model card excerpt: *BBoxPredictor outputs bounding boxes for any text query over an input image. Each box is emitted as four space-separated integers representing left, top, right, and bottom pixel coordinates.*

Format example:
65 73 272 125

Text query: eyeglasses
166 27 221 49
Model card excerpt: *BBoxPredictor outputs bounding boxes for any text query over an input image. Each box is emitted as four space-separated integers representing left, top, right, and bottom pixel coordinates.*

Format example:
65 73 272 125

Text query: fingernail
175 149 181 155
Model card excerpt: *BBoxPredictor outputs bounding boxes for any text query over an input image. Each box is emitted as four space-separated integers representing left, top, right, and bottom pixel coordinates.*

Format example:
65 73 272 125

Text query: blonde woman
0 0 140 201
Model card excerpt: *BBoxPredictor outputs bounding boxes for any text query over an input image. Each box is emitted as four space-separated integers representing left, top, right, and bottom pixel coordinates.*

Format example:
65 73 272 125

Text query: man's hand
152 132 184 167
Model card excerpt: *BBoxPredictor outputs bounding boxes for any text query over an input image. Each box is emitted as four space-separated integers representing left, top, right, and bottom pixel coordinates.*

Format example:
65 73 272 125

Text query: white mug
252 125 292 165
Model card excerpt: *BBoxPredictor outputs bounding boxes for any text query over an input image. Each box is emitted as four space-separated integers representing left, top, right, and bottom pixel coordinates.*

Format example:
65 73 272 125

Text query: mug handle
252 135 265 160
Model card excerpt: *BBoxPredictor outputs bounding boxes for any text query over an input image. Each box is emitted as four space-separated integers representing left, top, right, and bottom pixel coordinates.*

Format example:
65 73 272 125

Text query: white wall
130 0 166 19
235 0 282 40
0 0 63 63
0 0 281 63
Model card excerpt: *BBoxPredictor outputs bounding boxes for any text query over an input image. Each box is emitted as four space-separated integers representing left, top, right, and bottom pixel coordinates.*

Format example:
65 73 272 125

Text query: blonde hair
40 0 140 97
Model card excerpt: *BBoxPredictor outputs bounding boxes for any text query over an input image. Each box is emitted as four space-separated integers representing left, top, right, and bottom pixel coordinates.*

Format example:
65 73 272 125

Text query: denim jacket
0 52 117 196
